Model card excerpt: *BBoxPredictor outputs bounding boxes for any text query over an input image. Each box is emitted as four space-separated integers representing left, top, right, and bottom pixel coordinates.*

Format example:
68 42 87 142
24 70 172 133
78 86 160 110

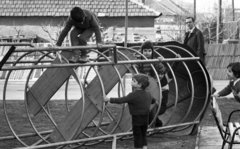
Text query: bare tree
13 21 24 42
41 20 68 45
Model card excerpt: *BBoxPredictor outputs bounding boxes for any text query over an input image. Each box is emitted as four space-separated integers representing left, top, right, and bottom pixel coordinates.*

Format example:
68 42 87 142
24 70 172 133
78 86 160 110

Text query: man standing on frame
183 17 206 65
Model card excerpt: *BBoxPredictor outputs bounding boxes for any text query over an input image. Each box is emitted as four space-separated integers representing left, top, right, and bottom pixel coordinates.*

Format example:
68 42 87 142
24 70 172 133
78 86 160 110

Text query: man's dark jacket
184 27 205 64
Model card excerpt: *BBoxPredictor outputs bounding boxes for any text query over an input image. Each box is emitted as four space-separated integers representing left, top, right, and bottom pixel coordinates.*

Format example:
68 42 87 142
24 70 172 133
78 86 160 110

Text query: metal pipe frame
15 121 200 149
0 44 211 148
1 57 199 71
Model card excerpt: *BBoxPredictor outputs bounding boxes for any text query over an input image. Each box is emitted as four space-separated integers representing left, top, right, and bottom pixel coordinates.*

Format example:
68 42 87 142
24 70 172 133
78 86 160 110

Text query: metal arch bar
0 43 34 46
84 49 124 136
155 46 195 133
0 46 16 70
82 49 123 129
74 52 126 147
15 121 199 149
5 59 54 64
113 46 118 63
166 45 210 121
0 122 111 141
4 57 111 64
108 48 137 134
156 45 195 126
153 47 180 127
152 45 195 134
95 48 128 135
2 52 34 147
2 51 55 147
15 45 116 52
68 49 126 147
3 51 55 146
22 52 69 145
64 77 72 113
0 57 200 71
66 69 86 142
24 52 68 143
164 45 210 133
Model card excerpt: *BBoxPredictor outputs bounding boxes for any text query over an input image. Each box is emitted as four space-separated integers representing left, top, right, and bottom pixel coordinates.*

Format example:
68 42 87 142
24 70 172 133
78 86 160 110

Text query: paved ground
196 126 240 149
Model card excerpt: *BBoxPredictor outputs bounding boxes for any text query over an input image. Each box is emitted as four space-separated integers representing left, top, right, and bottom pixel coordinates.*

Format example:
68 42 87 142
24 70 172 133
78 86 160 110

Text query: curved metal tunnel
0 42 212 148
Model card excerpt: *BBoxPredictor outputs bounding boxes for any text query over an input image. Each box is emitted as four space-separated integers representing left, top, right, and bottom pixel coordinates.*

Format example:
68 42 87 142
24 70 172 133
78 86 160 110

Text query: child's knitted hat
141 40 153 50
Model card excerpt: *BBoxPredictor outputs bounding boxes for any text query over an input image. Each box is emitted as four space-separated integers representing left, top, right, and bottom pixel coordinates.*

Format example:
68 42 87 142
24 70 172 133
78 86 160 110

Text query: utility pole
193 0 196 20
124 0 128 48
216 0 222 43
232 0 235 21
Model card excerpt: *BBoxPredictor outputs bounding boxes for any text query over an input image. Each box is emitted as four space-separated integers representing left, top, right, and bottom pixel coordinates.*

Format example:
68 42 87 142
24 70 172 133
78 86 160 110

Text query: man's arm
56 17 73 46
196 30 205 58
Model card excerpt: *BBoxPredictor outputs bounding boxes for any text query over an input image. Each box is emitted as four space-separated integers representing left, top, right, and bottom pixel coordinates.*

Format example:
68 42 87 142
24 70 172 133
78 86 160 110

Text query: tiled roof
0 0 160 17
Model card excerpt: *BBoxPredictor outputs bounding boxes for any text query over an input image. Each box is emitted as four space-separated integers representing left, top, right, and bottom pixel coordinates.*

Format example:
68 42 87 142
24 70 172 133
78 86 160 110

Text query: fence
205 43 240 80
222 20 240 40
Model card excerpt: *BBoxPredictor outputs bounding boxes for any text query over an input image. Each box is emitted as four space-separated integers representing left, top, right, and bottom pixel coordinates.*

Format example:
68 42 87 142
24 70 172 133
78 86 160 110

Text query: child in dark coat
212 62 240 102
104 73 154 149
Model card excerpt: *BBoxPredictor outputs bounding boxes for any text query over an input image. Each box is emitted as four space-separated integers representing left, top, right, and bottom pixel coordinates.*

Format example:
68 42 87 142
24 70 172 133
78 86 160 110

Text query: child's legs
70 28 94 56
155 90 169 126
70 27 82 56
158 103 167 115
148 104 157 125
141 125 148 147
78 28 94 56
133 126 143 148
158 90 169 115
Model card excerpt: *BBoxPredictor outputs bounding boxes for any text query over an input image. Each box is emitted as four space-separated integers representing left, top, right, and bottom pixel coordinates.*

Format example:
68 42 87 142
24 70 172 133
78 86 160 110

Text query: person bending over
56 7 102 63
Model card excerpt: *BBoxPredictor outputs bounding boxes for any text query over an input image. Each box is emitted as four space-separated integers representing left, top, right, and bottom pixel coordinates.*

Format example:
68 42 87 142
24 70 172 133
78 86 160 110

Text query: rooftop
0 0 161 17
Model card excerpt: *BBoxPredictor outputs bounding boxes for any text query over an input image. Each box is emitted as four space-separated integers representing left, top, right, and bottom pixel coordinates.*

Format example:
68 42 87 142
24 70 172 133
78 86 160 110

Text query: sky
173 0 240 13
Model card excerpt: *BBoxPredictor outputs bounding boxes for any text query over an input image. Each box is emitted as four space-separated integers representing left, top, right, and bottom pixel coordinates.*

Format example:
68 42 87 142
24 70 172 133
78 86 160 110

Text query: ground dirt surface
0 97 238 149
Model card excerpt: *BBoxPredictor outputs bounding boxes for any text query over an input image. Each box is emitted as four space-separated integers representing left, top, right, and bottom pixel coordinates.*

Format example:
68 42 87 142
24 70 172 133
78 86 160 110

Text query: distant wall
205 44 240 80
0 16 155 43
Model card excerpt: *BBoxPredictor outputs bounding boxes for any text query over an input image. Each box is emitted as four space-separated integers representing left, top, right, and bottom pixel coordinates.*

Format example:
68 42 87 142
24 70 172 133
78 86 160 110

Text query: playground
1 41 240 149
0 100 198 149
0 41 215 149
0 0 240 148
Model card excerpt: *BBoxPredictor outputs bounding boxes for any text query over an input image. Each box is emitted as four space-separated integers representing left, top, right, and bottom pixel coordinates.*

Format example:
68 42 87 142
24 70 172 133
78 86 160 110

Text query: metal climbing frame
0 42 211 149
